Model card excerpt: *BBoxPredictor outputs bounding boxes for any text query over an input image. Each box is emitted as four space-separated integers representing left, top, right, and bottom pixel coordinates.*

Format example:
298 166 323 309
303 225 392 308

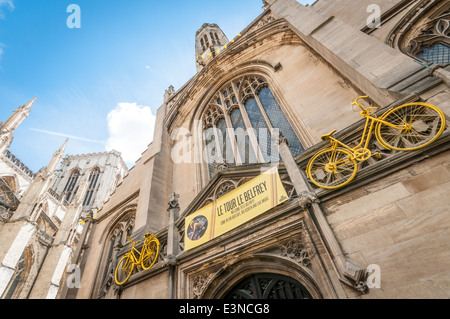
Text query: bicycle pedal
373 152 383 159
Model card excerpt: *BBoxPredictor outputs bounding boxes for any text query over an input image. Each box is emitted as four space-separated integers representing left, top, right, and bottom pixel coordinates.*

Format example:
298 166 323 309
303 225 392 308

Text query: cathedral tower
195 23 229 72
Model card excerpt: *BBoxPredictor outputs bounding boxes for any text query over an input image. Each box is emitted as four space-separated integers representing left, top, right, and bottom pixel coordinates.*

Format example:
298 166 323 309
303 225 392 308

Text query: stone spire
0 97 37 154
41 139 68 179
1 97 36 132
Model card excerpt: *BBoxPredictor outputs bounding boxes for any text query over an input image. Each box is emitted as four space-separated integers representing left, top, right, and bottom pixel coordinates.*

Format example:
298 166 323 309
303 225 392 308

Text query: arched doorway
223 273 313 300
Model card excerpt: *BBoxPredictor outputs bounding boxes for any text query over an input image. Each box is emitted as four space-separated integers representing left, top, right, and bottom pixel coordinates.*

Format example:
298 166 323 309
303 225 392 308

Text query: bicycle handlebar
352 96 378 113
352 96 369 110
127 237 141 245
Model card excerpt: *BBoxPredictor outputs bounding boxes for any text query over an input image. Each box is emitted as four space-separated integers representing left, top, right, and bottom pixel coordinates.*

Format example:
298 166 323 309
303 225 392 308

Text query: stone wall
312 0 407 30
323 150 450 298
120 271 169 299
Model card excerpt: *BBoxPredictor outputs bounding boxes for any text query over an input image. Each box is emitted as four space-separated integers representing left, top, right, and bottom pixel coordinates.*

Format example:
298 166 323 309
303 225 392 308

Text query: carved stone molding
248 12 277 34
279 238 312 268
0 206 13 222
298 191 320 210
163 254 178 267
168 192 180 211
192 273 213 299
343 260 369 295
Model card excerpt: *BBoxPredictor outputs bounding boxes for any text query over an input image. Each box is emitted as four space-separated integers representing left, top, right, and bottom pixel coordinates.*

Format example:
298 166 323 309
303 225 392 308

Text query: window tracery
408 6 450 64
201 75 304 177
391 1 450 65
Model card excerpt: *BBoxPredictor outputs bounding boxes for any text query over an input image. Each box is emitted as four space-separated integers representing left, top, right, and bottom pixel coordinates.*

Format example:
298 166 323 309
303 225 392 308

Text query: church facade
75 0 450 299
0 99 128 299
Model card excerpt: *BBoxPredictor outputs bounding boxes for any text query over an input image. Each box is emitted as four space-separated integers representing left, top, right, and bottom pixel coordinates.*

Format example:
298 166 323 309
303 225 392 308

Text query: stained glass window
245 98 273 163
258 87 305 156
204 128 220 178
216 118 235 165
230 108 257 164
201 75 304 178
416 43 450 64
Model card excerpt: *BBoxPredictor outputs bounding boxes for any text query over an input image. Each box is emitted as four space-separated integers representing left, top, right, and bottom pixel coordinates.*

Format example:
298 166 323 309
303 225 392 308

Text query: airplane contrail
29 128 106 145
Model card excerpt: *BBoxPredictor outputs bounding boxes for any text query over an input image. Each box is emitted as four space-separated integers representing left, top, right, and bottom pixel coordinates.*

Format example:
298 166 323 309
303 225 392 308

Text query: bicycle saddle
321 130 337 141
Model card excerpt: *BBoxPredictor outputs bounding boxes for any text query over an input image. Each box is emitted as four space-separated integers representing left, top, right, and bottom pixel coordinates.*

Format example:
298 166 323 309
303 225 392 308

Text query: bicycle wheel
306 148 358 190
375 103 446 151
115 255 134 286
141 238 160 271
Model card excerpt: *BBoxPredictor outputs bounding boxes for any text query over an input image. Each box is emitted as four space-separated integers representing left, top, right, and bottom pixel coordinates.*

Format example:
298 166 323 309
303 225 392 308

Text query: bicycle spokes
141 239 160 271
307 149 358 189
376 103 445 151
115 255 134 286
307 99 446 190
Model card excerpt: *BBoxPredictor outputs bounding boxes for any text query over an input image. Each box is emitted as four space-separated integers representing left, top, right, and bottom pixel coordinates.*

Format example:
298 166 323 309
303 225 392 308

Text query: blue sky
0 0 315 171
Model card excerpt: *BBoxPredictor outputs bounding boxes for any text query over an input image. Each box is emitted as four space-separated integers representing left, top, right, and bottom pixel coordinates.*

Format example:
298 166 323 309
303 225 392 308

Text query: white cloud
0 0 14 19
106 102 156 166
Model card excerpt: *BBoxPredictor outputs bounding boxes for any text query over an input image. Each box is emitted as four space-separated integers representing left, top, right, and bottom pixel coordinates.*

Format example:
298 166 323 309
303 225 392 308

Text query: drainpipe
166 193 180 299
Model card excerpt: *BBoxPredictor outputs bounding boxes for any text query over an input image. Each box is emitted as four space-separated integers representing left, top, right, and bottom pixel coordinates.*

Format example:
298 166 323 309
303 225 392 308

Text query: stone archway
198 254 324 299
223 273 313 299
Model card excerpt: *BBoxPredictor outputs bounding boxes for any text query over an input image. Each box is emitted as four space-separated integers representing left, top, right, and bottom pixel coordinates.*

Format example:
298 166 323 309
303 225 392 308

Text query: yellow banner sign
185 167 288 251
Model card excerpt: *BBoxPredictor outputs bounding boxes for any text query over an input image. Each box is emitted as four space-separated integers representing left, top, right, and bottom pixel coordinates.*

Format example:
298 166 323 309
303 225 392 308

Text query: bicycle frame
120 239 144 271
327 97 404 154
307 95 446 190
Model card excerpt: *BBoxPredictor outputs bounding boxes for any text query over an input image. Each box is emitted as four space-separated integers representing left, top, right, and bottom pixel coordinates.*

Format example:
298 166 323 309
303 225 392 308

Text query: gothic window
258 87 305 156
2 253 25 299
98 214 135 298
83 168 100 207
210 32 216 45
399 2 450 65
244 97 273 163
204 34 210 48
63 170 80 202
200 38 205 51
215 32 220 45
2 247 32 299
201 75 304 177
229 108 256 164
416 42 450 64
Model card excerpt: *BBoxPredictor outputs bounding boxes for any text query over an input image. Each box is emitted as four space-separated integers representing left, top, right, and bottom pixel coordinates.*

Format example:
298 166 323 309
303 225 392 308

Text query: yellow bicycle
114 233 160 286
306 96 446 190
